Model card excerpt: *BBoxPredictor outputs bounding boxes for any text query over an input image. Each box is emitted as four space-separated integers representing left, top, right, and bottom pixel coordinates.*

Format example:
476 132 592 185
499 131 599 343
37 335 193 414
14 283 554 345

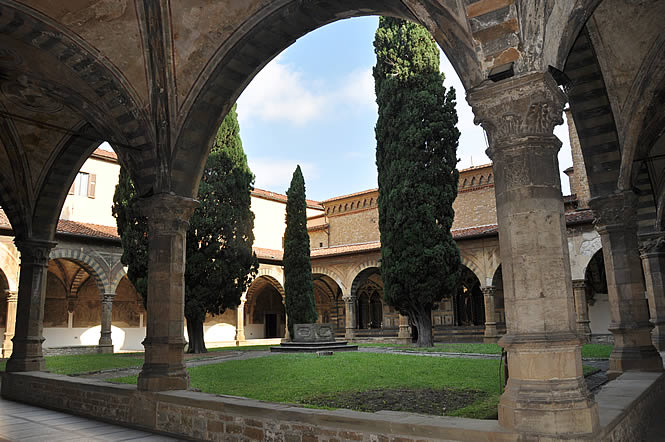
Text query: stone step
270 343 358 353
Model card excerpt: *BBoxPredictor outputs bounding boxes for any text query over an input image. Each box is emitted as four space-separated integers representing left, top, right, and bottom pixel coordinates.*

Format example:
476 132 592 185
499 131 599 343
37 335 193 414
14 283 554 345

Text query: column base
577 320 592 343
345 328 355 341
498 333 599 437
484 323 498 343
652 323 665 352
137 365 189 391
608 325 663 379
98 344 114 354
1 338 12 359
5 355 45 372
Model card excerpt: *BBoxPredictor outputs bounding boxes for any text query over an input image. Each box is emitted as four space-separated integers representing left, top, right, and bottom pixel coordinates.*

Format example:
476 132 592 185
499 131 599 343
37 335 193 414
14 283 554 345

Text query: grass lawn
0 353 144 375
359 342 613 359
112 352 508 419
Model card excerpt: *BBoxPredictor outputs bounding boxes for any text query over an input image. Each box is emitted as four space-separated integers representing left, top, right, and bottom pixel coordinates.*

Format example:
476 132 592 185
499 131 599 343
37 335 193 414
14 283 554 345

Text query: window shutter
88 173 96 198
68 181 75 195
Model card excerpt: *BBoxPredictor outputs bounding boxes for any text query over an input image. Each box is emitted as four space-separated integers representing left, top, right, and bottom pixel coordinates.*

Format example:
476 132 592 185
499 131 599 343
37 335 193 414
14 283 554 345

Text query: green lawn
359 342 613 359
113 352 507 419
0 353 144 375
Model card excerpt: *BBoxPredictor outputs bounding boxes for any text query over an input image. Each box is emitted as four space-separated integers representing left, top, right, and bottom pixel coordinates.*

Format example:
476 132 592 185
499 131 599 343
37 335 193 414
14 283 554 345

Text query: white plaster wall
43 326 146 352
589 293 611 335
60 156 120 227
244 324 265 339
203 323 236 342
251 196 287 251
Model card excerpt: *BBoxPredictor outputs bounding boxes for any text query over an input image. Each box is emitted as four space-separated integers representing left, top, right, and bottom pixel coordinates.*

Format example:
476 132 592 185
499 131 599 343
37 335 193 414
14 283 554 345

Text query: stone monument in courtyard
270 323 358 353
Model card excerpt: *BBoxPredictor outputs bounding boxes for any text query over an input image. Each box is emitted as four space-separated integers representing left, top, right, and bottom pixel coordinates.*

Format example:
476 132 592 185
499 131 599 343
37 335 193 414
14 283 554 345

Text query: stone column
639 232 665 351
235 298 246 342
137 193 198 392
468 72 598 437
481 286 498 343
6 239 56 372
99 293 114 353
343 295 356 340
589 192 663 378
2 290 18 358
572 279 592 342
397 314 410 344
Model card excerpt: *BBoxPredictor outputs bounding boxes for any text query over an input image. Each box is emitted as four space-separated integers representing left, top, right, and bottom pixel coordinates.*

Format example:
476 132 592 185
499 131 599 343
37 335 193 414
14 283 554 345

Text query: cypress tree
373 17 461 347
113 104 258 354
184 104 259 353
283 166 317 338
112 167 148 305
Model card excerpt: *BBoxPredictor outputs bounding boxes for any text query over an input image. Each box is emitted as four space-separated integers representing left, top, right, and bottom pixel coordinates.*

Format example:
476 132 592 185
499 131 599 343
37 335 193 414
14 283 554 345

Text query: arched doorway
313 274 344 331
351 267 389 330
454 266 484 326
0 269 9 353
584 249 611 340
492 265 505 326
245 276 286 339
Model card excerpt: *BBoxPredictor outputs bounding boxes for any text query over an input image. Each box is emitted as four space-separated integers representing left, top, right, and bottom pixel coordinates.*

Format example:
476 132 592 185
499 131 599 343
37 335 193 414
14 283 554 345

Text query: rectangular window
75 172 89 196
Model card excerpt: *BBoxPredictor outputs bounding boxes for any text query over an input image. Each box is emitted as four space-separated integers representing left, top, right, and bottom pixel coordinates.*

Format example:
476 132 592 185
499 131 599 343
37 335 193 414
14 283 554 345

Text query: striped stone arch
349 259 381 297
579 239 604 281
49 248 109 295
256 266 284 289
311 266 347 294
0 242 19 292
109 261 127 293
459 253 484 283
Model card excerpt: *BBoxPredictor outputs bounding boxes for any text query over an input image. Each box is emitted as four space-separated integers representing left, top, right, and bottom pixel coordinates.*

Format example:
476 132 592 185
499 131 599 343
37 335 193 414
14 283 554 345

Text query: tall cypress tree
184 104 258 353
113 104 258 353
283 166 317 338
373 17 461 347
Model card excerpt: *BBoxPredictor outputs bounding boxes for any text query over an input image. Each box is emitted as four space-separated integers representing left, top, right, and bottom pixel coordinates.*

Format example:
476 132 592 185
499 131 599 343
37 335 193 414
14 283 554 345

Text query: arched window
350 202 354 209
479 176 484 185
488 174 493 183
462 178 467 187
471 177 476 186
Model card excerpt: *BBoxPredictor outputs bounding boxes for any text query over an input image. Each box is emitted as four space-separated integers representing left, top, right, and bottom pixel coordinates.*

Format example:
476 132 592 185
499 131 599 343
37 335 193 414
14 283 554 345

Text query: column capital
639 232 665 257
139 192 199 234
102 293 115 303
342 294 356 303
5 290 18 302
589 190 638 231
14 239 56 266
481 286 496 296
572 279 586 290
467 72 566 159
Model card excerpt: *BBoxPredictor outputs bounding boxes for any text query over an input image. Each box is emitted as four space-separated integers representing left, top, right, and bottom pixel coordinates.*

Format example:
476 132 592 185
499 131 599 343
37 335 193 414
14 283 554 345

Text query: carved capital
5 290 18 303
639 232 665 256
589 191 638 231
572 279 586 290
467 72 566 158
342 295 357 303
14 239 56 267
481 286 496 297
102 293 115 304
139 192 199 235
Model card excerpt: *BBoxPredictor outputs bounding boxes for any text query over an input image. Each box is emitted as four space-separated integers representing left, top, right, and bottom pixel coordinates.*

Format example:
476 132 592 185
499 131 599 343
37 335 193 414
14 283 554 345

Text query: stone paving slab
0 390 183 442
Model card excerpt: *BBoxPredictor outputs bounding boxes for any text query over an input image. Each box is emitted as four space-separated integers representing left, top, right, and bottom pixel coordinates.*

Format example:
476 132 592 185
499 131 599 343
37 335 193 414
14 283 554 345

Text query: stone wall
42 345 101 356
452 185 497 230
0 372 517 442
328 209 380 247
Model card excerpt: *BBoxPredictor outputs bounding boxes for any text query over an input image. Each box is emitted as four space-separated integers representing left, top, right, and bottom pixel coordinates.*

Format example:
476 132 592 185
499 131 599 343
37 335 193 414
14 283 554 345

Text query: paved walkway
0 387 181 441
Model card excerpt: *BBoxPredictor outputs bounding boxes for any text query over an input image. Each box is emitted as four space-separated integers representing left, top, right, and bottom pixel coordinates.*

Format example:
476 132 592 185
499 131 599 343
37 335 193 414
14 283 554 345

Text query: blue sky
235 16 573 201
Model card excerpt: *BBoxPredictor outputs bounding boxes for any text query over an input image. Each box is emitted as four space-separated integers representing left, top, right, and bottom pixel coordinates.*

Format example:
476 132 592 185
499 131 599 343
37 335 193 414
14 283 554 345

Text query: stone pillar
639 232 665 351
2 290 18 358
572 279 592 343
481 286 498 343
99 293 114 353
6 239 56 372
468 72 598 437
343 295 356 340
397 314 410 344
235 298 246 342
589 192 663 378
137 193 198 392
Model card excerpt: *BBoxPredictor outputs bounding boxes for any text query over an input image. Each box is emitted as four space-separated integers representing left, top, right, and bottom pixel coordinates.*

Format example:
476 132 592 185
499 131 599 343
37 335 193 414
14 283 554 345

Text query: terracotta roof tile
322 188 379 203
91 148 118 161
251 187 323 209
253 247 283 261
311 241 381 258
56 219 119 240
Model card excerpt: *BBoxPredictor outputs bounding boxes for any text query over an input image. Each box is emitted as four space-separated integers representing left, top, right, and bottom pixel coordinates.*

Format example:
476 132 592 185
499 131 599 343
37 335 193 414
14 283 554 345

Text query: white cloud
238 56 326 126
337 68 376 110
249 158 318 192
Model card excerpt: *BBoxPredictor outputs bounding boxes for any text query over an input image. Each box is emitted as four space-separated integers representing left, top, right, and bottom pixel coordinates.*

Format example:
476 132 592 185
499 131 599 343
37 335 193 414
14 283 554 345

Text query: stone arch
49 249 109 295
348 259 381 294
170 1 481 198
254 267 284 294
454 264 484 326
109 261 128 294
245 275 286 339
311 266 346 294
0 242 19 292
312 273 344 328
459 253 484 285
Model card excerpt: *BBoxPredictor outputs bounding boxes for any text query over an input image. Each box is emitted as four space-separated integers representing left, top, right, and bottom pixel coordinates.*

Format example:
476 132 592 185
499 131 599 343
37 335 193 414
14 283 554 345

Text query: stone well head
293 324 335 342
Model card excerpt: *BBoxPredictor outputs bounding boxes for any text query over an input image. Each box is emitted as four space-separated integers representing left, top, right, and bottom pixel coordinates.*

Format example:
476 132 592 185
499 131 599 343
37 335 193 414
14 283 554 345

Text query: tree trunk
412 308 434 347
186 316 207 354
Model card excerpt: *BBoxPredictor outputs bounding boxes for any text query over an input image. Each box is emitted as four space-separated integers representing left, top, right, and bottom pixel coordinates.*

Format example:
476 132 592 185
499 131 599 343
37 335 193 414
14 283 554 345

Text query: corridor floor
0 388 181 442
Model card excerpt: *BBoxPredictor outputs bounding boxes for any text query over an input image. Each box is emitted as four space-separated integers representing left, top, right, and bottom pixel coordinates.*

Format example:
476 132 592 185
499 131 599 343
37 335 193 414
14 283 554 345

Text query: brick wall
452 185 497 229
328 209 380 247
